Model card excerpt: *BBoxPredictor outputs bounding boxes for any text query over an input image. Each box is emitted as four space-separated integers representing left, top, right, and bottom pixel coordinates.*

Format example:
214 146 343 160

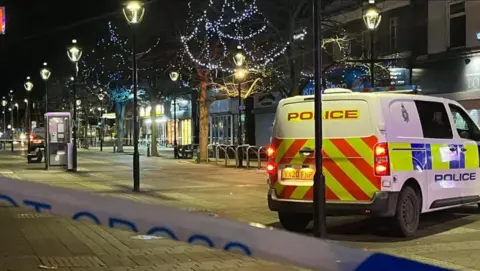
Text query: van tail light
374 143 390 176
266 161 277 175
266 145 275 158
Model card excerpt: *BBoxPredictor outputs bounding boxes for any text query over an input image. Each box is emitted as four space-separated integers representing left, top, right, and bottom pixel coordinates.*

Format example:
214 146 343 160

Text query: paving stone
3 150 480 270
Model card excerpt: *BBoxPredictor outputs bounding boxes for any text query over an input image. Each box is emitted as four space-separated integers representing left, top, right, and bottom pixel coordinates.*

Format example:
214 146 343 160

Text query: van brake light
266 161 276 174
374 143 390 176
266 146 275 158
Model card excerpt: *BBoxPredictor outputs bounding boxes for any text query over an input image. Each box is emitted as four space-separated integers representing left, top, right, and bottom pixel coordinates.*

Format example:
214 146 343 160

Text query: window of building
449 104 480 141
448 0 466 48
415 101 453 139
389 17 398 51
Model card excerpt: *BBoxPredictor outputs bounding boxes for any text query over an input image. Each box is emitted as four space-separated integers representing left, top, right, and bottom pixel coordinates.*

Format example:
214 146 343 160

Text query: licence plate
281 168 315 180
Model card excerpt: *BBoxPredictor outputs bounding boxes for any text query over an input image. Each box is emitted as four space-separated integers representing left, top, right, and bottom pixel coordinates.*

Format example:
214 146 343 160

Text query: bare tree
176 0 288 161
261 0 364 96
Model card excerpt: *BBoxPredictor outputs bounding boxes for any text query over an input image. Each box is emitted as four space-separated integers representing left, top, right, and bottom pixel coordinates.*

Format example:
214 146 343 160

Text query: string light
70 21 160 103
179 0 293 73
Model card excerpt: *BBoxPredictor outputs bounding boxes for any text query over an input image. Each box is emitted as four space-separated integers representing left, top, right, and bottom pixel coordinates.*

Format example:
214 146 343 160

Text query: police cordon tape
0 177 451 271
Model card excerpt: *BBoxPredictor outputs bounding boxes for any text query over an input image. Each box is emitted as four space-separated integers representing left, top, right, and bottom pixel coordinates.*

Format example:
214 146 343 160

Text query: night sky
0 0 185 100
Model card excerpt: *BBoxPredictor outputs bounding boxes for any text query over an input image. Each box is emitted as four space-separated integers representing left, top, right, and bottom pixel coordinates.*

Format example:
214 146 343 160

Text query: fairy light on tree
177 0 290 162
78 21 155 152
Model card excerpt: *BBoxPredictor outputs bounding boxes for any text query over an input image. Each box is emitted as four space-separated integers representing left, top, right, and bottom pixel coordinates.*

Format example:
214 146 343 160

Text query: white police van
266 88 480 236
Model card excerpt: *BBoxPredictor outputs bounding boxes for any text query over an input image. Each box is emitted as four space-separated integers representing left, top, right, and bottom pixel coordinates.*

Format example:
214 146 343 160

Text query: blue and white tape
0 177 451 271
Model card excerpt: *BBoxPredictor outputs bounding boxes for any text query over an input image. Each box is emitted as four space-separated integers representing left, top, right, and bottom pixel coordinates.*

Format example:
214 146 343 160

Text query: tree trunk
198 81 209 162
150 101 159 156
115 102 126 152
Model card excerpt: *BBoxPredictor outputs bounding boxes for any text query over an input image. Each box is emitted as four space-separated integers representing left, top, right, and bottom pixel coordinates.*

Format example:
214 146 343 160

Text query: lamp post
24 77 34 153
23 99 28 132
98 92 105 152
67 39 83 172
40 62 51 113
14 103 19 134
169 71 179 159
40 62 52 169
233 48 246 167
1 97 6 136
123 0 145 192
363 0 381 88
312 0 327 238
8 90 13 135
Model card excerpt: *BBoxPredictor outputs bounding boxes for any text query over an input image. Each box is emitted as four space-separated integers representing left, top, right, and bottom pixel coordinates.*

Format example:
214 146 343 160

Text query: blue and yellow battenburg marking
388 143 480 171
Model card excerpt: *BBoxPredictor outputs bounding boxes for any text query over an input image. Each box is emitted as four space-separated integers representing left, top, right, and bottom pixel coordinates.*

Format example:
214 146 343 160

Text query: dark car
27 127 45 163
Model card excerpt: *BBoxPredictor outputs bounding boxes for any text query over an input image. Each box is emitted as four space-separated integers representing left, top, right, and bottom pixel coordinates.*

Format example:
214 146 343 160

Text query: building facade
327 0 480 124
326 0 423 89
413 0 480 126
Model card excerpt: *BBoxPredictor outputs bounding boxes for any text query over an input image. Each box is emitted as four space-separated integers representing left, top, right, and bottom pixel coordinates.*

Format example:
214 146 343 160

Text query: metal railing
246 145 267 169
207 143 268 169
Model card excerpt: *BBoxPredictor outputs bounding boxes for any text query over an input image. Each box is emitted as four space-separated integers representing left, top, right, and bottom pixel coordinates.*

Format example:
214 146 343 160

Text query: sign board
102 113 116 119
0 7 5 35
237 105 246 111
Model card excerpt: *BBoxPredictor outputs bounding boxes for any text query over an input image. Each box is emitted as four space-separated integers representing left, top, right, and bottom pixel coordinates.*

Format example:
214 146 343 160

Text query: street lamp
234 49 247 167
14 103 19 136
123 0 145 192
1 97 6 135
98 92 105 152
67 39 83 172
40 62 52 169
8 90 14 134
24 77 34 153
169 71 179 159
40 62 51 112
363 1 381 88
233 52 246 67
312 0 326 238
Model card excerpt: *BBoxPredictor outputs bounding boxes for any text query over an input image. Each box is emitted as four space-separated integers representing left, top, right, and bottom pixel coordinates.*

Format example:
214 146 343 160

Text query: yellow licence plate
281 168 315 180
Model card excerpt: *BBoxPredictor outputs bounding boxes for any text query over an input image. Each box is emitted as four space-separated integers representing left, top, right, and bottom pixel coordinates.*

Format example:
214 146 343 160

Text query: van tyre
278 212 311 232
391 186 420 237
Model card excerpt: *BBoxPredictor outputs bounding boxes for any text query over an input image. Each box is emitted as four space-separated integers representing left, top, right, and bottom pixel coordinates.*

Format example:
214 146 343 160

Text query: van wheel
391 186 420 237
278 212 311 232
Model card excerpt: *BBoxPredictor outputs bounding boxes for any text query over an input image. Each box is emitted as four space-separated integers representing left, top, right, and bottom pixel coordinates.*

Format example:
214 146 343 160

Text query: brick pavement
3 150 480 270
0 206 303 271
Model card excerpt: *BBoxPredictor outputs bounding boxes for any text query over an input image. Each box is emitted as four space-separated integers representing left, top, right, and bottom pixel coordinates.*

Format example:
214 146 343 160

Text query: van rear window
275 100 373 139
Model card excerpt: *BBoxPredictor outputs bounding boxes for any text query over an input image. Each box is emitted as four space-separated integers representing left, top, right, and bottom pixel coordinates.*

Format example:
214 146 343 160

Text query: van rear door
272 97 380 202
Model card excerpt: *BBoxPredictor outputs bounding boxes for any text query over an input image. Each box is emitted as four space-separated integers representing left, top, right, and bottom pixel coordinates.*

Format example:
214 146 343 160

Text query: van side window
414 101 453 139
448 104 480 141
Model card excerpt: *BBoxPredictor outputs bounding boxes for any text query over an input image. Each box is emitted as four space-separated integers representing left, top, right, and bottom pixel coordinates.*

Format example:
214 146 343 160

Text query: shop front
166 98 193 146
252 92 282 147
209 99 239 145
413 54 480 126
139 104 167 144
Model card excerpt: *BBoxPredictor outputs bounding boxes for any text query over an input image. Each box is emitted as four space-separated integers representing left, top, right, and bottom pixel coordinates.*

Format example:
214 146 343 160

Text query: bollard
11 141 14 152
113 140 116 153
147 142 151 157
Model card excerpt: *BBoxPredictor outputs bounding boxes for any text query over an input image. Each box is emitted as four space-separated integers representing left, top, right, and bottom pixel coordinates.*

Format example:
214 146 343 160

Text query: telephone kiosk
45 112 73 170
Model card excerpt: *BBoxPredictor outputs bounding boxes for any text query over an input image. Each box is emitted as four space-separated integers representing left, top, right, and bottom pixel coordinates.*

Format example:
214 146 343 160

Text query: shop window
448 0 466 48
389 17 398 51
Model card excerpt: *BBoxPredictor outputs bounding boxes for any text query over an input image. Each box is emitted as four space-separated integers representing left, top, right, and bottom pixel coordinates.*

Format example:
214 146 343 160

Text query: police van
267 87 480 236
